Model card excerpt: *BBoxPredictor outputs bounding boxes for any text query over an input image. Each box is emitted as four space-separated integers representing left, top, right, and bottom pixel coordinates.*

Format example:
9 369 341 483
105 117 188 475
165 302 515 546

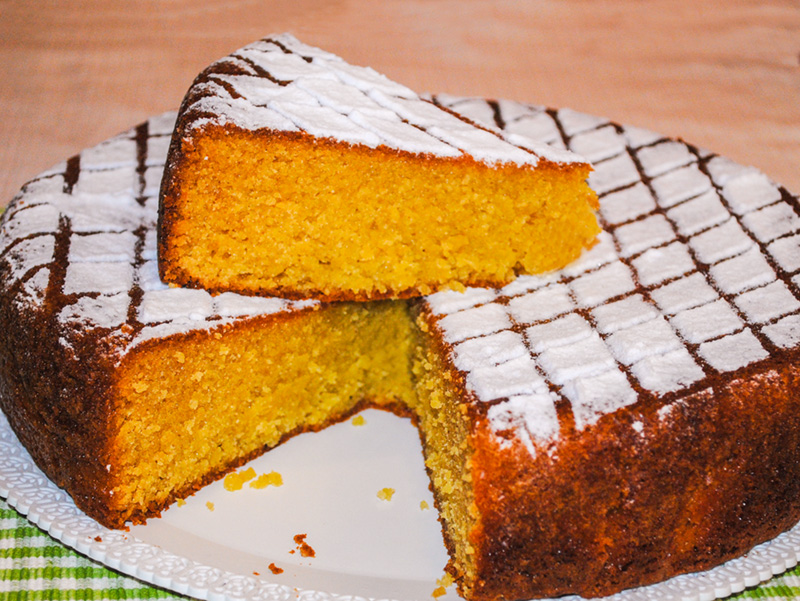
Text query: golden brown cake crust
462 354 800 600
0 249 118 524
408 301 800 601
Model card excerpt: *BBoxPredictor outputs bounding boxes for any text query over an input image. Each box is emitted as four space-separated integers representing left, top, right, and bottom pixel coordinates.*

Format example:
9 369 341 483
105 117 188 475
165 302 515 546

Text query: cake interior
412 310 478 594
105 298 481 593
112 301 410 516
160 129 599 300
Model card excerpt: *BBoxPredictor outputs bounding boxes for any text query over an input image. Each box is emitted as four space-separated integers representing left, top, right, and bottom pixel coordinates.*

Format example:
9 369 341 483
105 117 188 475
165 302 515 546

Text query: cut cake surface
3 97 800 600
157 34 600 301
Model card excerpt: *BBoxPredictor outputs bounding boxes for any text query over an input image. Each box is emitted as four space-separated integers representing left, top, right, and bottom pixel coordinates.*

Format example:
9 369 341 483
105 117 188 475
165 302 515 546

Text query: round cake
2 90 800 601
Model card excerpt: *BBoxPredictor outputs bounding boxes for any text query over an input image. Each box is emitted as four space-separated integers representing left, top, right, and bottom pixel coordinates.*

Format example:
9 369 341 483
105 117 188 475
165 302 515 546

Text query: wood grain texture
1 0 798 205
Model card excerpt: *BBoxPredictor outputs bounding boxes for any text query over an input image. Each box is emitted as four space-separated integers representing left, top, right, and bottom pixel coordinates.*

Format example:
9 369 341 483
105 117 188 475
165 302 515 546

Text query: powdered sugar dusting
181 34 587 168
59 293 131 330
2 236 57 288
214 292 290 318
487 393 560 456
563 369 637 430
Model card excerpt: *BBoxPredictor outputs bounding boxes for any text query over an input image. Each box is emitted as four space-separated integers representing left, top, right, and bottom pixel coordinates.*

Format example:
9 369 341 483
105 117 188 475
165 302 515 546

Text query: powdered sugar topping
181 34 586 168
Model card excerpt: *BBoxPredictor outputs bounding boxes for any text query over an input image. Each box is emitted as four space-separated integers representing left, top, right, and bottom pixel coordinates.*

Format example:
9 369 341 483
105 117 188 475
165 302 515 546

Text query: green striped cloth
0 498 185 600
2 496 800 601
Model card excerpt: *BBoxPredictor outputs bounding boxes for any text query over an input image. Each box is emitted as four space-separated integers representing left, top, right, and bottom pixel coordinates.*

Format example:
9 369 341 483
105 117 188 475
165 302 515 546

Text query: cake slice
157 34 599 301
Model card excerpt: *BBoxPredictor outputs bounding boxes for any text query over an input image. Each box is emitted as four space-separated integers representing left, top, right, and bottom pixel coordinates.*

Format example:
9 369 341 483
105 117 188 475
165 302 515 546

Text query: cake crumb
206 501 215 511
420 500 430 510
177 498 186 507
251 470 283 489
293 534 316 558
432 573 455 598
351 414 366 426
268 563 283 575
224 466 257 491
377 487 395 501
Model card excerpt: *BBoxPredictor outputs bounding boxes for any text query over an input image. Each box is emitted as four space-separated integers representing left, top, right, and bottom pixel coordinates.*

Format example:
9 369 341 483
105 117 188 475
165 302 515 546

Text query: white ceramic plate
2 406 800 601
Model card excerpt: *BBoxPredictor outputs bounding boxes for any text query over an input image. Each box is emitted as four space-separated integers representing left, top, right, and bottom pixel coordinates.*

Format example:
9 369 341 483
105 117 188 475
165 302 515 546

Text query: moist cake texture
157 34 599 301
3 98 800 600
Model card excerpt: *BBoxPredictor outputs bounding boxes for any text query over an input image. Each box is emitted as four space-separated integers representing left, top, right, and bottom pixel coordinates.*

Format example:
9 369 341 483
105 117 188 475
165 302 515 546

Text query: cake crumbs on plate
223 466 256 491
205 501 214 511
377 487 395 501
432 573 455 598
250 470 283 489
292 534 316 558
268 563 284 575
420 500 430 510
351 414 366 426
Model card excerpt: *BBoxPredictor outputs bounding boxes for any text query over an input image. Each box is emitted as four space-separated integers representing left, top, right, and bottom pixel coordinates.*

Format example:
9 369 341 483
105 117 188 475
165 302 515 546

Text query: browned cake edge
463 349 800 600
0 262 119 524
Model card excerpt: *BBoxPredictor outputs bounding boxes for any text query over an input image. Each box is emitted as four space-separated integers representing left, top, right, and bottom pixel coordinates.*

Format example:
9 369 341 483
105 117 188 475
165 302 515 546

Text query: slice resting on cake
157 34 599 301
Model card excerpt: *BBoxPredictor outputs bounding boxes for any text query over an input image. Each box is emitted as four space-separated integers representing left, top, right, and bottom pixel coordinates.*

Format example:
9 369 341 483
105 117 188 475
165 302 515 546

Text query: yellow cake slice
158 34 599 301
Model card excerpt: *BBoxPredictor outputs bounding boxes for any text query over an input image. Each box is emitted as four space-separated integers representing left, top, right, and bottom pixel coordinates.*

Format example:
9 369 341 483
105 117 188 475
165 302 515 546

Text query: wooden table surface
1 1 798 206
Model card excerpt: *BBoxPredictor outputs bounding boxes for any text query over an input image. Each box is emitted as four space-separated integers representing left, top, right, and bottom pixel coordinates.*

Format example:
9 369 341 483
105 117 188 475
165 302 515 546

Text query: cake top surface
2 96 799 458
177 33 582 168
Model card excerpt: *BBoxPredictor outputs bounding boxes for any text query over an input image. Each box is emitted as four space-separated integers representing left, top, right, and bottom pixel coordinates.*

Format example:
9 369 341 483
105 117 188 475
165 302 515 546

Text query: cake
157 34 599 301
3 97 800 601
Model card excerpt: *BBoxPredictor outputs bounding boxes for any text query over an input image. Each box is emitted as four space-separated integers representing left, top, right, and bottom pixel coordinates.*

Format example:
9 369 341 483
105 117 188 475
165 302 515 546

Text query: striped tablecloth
2 495 800 601
0 498 185 600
